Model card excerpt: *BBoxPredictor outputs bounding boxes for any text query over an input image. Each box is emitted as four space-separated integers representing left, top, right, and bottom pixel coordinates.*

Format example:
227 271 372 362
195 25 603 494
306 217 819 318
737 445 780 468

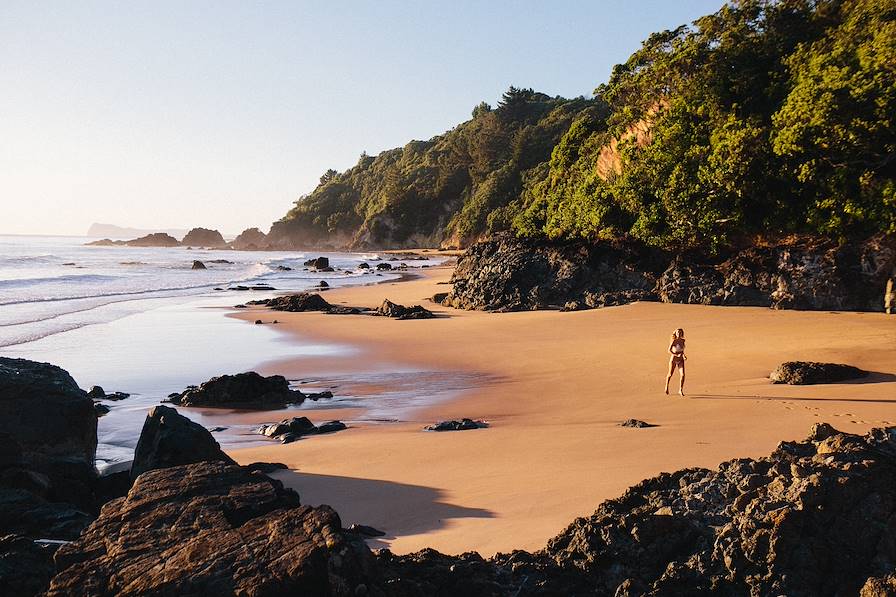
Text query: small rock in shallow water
255 319 263 324
87 385 105 398
191 260 206 270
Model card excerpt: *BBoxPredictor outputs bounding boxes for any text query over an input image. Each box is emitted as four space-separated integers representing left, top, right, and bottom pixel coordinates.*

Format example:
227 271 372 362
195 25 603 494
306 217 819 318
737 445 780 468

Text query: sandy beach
227 265 896 556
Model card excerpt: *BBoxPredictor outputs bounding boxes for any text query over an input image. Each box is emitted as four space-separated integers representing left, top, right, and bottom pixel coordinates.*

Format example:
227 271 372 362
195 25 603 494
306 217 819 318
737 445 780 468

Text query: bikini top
671 343 684 354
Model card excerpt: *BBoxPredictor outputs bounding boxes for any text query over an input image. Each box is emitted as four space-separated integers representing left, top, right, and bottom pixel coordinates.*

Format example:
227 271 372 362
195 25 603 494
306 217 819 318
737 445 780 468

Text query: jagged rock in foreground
770 361 867 385
47 462 377 597
446 233 896 312
378 423 896 596
130 405 235 481
168 371 305 408
0 534 56 597
0 358 97 513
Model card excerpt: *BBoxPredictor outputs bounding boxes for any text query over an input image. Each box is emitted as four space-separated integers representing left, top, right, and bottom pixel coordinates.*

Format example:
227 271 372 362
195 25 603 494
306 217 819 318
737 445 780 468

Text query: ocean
0 234 466 469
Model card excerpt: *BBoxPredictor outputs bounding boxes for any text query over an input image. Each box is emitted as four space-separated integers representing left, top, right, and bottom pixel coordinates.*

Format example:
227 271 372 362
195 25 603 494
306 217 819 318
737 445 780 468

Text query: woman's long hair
670 328 685 344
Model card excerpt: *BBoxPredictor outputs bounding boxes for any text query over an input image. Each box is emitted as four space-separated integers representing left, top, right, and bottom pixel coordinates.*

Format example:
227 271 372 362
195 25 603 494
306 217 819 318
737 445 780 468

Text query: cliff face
445 233 896 313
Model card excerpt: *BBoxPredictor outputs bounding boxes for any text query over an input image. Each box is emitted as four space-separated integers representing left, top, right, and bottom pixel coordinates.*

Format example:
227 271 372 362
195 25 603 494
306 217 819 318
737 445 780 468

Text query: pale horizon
1 1 724 236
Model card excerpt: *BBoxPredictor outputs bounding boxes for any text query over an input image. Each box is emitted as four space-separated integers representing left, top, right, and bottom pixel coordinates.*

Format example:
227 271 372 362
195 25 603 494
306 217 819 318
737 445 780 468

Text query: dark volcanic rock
377 299 435 319
377 423 896 596
376 262 393 271
260 417 347 442
0 358 97 511
255 292 333 312
0 533 56 597
181 227 226 247
770 361 868 385
169 371 305 408
424 418 486 431
447 232 896 312
620 419 657 428
130 405 235 481
86 385 104 399
304 256 330 269
327 305 364 315
47 461 377 597
348 524 386 537
191 259 207 269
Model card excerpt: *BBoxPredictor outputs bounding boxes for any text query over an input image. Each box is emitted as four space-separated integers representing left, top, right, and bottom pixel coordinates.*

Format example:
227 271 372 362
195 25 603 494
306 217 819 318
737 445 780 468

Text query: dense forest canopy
271 0 895 250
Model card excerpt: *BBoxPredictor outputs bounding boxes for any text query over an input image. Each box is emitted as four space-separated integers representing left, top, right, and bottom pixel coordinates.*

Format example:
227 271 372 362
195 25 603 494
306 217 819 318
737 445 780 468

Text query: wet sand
227 265 896 556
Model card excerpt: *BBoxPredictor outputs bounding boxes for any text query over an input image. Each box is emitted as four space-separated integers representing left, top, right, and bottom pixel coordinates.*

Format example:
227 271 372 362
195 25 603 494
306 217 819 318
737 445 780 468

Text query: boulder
0 534 56 597
358 262 370 269
0 358 97 510
130 405 235 481
424 419 486 431
47 462 377 596
260 417 347 442
86 386 104 399
348 524 386 537
231 227 268 250
191 260 207 269
304 256 330 269
262 293 333 312
168 372 305 408
326 306 364 315
181 227 226 247
620 419 657 428
319 280 330 288
770 361 867 385
431 292 449 304
376 262 393 271
377 299 435 320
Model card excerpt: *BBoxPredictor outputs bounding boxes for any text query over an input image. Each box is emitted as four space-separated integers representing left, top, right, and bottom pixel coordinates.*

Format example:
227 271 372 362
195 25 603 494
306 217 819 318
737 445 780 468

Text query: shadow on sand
271 469 495 549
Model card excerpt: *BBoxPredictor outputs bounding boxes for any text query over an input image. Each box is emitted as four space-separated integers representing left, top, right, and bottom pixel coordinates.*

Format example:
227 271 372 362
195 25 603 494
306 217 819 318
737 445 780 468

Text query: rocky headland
445 233 896 313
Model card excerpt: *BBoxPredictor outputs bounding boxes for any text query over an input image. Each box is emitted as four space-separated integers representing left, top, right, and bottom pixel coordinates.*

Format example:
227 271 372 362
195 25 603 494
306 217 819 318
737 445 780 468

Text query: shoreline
226 265 896 556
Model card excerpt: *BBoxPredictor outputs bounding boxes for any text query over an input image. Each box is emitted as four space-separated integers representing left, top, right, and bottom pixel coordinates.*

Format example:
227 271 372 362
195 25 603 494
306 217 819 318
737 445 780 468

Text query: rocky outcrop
168 372 305 408
377 299 435 320
47 461 377 596
191 259 207 269
231 227 268 250
130 405 235 481
0 358 97 511
377 423 896 596
259 417 347 443
446 233 896 312
0 359 99 595
305 256 330 269
181 227 226 247
424 419 487 431
771 361 868 385
251 292 333 312
0 534 56 597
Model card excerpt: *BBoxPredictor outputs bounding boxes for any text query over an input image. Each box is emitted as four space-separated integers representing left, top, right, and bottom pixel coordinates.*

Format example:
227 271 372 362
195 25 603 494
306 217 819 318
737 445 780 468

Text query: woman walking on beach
665 328 686 396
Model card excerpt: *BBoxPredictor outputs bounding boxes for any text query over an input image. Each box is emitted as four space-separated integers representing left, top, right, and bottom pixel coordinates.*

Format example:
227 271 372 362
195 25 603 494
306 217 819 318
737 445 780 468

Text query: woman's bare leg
678 362 686 396
665 357 676 394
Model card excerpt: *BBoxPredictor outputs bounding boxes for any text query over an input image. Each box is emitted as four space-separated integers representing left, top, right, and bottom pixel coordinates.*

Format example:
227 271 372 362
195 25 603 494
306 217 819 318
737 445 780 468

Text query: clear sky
1 1 725 236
